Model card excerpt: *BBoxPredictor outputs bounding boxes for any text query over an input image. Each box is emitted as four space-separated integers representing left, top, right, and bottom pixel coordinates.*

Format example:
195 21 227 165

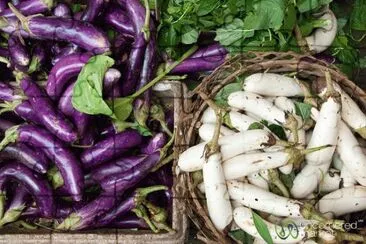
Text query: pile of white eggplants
178 72 366 243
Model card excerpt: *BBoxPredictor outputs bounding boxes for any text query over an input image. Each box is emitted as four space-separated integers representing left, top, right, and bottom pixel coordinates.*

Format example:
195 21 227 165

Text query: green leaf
181 26 199 44
214 80 243 106
294 102 312 120
158 25 179 47
330 35 359 65
72 55 115 117
248 122 265 130
71 4 82 13
215 18 254 46
350 0 366 30
197 0 219 16
252 211 274 244
108 97 134 121
280 171 296 189
228 229 254 244
267 124 287 140
296 0 332 13
282 4 297 31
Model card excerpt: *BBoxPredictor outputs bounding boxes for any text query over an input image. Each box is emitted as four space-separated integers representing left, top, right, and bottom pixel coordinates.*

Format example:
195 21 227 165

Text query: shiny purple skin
0 0 53 18
14 100 42 124
104 68 121 98
140 133 167 155
89 155 149 183
0 143 49 173
108 215 148 229
20 76 78 143
23 204 73 219
117 0 145 34
80 129 143 169
12 0 21 6
189 43 227 59
8 32 30 67
52 3 72 18
0 46 9 57
0 16 29 35
0 81 22 101
100 151 160 192
25 16 110 54
96 193 136 227
80 0 104 22
15 125 84 201
32 43 46 65
0 119 15 132
7 184 30 212
46 53 91 99
0 0 7 12
51 44 80 65
58 82 91 140
104 7 134 36
0 163 54 217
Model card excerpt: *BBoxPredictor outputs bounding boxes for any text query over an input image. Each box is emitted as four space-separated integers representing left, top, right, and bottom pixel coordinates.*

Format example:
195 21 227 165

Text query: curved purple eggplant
103 68 121 98
96 185 167 227
0 16 29 35
46 53 91 99
0 184 30 226
14 100 42 124
140 133 167 155
51 44 80 65
104 7 134 36
100 151 160 193
9 10 110 54
0 119 15 132
108 215 148 229
0 125 84 201
0 81 22 101
80 129 143 168
52 3 71 18
0 163 54 217
19 74 77 143
1 0 53 18
58 82 91 141
80 0 104 22
189 43 227 59
23 202 76 219
89 154 150 183
8 32 30 67
0 143 49 173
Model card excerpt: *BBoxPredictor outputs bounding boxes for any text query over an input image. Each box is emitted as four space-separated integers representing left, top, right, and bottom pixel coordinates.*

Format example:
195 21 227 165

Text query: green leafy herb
214 80 243 106
296 0 332 13
248 122 265 130
261 120 287 140
350 0 366 31
294 102 312 120
228 229 254 244
72 55 115 117
181 26 199 44
215 18 254 46
252 211 274 244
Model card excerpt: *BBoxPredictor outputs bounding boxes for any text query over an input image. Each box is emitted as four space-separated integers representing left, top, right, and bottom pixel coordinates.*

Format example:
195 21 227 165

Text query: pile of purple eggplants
0 0 218 232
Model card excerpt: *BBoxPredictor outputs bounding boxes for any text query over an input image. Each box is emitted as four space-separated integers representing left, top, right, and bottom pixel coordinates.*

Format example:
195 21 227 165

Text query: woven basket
175 51 366 243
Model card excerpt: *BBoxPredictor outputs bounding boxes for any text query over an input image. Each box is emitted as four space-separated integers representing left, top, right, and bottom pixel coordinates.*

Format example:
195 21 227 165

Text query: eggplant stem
132 205 158 233
0 192 5 220
336 231 366 242
8 3 31 33
268 169 290 198
0 125 19 151
294 77 318 108
0 206 25 227
142 0 151 41
136 185 168 199
0 56 10 66
14 220 38 230
151 153 174 172
302 144 333 154
324 70 340 100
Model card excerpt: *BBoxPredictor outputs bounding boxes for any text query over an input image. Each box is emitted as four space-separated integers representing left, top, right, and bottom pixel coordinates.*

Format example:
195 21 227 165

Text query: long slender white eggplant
340 165 356 187
331 152 343 170
317 186 366 217
247 172 269 190
274 96 304 128
178 129 276 172
233 207 310 243
336 121 366 186
227 180 303 217
243 73 304 97
198 123 235 141
319 169 341 193
305 10 337 53
203 153 233 231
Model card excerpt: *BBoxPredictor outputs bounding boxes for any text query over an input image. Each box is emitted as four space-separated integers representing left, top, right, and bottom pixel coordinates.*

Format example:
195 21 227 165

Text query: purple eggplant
140 133 167 155
58 82 91 143
0 0 7 12
8 9 110 54
0 163 54 217
1 0 53 18
104 68 121 98
171 43 228 74
28 42 46 73
80 0 104 22
96 185 167 227
108 215 148 229
104 7 134 37
0 124 84 201
52 3 71 18
0 184 30 226
117 0 148 95
0 46 9 57
0 81 23 101
89 154 152 184
0 143 49 173
46 53 91 99
13 100 42 124
0 119 15 132
80 129 143 168
23 202 75 219
8 32 30 67
100 151 160 192
11 0 21 6
51 44 80 65
19 73 77 143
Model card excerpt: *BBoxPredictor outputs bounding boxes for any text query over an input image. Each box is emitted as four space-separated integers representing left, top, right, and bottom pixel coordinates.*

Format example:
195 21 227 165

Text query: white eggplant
319 169 341 193
247 172 269 190
198 123 235 141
